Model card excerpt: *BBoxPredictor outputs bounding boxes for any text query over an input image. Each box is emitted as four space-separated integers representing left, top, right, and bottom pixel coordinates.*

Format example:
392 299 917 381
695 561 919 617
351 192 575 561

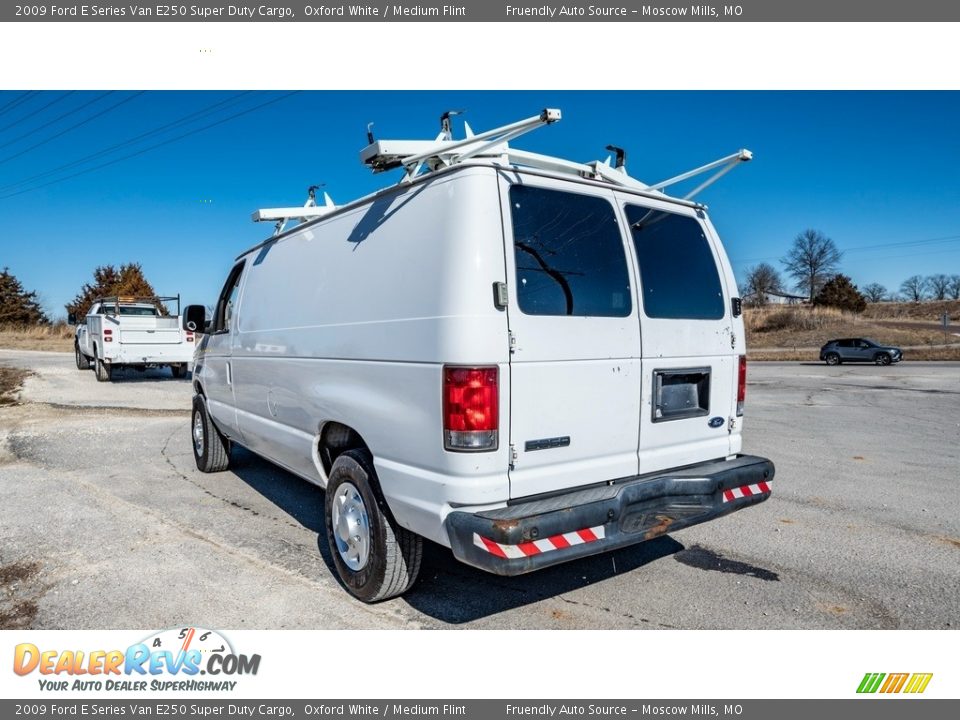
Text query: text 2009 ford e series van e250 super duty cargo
182 109 774 602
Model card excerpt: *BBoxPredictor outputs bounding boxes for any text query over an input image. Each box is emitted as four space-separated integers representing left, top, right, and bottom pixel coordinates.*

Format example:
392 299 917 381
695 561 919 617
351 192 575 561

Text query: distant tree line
742 228 960 310
0 264 159 327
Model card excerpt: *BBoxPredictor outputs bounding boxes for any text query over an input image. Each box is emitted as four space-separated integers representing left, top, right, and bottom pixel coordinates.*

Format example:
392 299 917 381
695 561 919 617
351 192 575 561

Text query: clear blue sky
1 90 958 317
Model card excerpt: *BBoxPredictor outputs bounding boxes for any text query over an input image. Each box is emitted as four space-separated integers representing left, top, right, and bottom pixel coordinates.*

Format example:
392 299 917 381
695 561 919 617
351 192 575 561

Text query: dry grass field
744 304 960 360
861 299 960 321
0 324 74 352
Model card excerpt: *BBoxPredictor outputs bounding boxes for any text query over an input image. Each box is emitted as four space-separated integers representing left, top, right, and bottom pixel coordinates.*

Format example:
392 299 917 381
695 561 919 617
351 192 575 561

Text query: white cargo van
184 110 774 602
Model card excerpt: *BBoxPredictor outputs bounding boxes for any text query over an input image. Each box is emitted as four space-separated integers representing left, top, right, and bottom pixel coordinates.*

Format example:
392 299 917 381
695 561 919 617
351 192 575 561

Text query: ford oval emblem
708 416 724 428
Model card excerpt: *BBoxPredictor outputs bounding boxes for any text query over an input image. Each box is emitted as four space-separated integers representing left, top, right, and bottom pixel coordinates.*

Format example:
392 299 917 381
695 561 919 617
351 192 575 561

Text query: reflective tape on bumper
722 481 771 503
473 525 606 559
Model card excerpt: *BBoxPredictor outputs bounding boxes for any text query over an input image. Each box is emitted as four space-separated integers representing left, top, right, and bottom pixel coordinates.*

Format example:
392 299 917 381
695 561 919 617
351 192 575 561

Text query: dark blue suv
820 338 903 366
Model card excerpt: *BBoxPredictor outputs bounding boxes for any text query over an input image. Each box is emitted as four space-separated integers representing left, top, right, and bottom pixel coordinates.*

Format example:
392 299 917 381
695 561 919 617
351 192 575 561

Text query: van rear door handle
226 361 232 385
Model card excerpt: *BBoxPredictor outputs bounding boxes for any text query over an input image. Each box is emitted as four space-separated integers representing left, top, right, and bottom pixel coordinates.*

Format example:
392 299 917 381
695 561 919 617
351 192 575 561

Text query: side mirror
67 312 77 325
182 305 207 333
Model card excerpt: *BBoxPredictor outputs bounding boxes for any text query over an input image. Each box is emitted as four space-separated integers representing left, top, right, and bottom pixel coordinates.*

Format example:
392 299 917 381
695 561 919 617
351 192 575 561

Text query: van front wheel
324 450 422 603
191 395 230 472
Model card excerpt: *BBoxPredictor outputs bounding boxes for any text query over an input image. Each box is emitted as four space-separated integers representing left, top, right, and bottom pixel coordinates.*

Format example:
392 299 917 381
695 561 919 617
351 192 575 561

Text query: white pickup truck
72 296 195 381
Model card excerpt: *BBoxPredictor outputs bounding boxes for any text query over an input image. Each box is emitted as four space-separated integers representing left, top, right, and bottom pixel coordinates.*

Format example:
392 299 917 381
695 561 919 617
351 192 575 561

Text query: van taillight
736 355 747 416
443 366 498 452
186 332 194 342
103 329 112 335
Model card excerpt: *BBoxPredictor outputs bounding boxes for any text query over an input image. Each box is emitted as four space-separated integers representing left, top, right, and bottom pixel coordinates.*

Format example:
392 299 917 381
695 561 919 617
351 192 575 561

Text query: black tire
324 449 422 603
171 363 186 379
94 350 112 382
191 395 230 472
875 352 891 366
75 343 91 370
824 352 841 366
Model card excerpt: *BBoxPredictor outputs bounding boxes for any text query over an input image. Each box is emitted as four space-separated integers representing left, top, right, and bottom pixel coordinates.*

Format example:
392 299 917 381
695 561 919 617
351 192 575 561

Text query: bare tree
900 275 928 302
743 263 783 305
949 275 960 300
927 274 951 301
781 229 843 300
862 283 888 303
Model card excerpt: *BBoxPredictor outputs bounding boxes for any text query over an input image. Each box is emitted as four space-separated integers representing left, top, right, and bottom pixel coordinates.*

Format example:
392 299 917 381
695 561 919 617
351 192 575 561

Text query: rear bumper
105 344 193 365
445 454 774 576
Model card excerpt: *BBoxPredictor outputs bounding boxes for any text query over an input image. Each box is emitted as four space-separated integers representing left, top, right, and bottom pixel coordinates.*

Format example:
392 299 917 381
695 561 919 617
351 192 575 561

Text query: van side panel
229 168 510 545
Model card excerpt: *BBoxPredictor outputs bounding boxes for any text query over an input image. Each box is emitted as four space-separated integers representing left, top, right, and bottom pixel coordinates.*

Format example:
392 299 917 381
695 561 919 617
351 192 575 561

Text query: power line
732 234 960 265
0 92 145 166
0 92 75 134
0 92 253 193
843 234 960 253
0 91 300 201
0 91 113 151
0 92 37 119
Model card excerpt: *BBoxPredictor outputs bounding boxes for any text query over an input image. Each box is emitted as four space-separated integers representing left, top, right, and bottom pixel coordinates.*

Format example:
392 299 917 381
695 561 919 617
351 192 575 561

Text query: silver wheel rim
193 410 205 456
331 481 371 571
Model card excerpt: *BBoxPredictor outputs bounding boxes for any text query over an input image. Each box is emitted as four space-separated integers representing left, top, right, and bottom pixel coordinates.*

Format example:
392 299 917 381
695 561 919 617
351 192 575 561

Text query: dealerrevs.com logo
857 673 933 694
13 627 260 692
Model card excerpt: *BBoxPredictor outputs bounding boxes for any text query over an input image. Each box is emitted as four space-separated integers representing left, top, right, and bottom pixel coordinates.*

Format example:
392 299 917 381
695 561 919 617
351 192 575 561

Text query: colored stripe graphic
857 673 885 693
857 672 932 694
904 674 933 694
722 481 772 503
880 673 908 693
473 525 606 558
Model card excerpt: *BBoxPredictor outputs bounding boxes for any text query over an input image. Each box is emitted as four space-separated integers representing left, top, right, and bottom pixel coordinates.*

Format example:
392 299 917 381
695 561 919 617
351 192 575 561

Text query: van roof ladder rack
359 108 752 202
252 184 337 235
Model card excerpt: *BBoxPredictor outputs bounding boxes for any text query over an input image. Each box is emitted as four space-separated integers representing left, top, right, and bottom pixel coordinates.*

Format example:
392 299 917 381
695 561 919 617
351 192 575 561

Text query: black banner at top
4 1 960 22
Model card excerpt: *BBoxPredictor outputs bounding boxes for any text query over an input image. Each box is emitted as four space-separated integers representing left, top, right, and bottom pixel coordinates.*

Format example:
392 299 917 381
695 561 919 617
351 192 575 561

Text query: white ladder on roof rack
252 184 338 235
360 107 752 201
250 109 754 233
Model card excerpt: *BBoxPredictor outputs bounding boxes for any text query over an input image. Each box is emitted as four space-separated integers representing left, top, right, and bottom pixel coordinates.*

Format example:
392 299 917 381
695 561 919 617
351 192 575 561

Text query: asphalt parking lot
1 349 957 630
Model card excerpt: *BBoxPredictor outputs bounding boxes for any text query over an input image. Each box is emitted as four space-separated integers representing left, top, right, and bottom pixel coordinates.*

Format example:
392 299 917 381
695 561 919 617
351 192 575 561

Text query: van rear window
626 205 725 320
509 185 631 317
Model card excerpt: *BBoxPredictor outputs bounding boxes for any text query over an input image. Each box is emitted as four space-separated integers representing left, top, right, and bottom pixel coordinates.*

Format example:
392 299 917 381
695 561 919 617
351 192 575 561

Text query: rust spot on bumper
643 514 676 540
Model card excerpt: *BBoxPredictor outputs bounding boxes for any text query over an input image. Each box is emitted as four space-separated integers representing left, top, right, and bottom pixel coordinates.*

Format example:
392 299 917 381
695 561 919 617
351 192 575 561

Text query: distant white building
743 290 807 306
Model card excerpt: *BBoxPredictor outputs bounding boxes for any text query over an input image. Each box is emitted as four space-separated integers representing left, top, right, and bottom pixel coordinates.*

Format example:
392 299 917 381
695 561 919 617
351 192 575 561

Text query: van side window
626 205 725 320
212 262 245 333
509 185 631 317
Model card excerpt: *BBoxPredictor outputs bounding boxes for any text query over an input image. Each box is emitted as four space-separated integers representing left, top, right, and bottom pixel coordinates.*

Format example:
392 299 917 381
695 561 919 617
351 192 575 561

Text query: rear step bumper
445 454 774 576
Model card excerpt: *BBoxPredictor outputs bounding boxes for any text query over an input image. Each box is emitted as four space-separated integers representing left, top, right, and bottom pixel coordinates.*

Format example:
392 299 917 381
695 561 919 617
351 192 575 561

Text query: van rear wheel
191 395 231 472
324 449 422 603
171 363 186 379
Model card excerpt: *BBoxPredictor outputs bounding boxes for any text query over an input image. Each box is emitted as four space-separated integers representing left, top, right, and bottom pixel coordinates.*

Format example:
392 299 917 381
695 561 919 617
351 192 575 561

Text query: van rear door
501 176 641 500
617 196 737 474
